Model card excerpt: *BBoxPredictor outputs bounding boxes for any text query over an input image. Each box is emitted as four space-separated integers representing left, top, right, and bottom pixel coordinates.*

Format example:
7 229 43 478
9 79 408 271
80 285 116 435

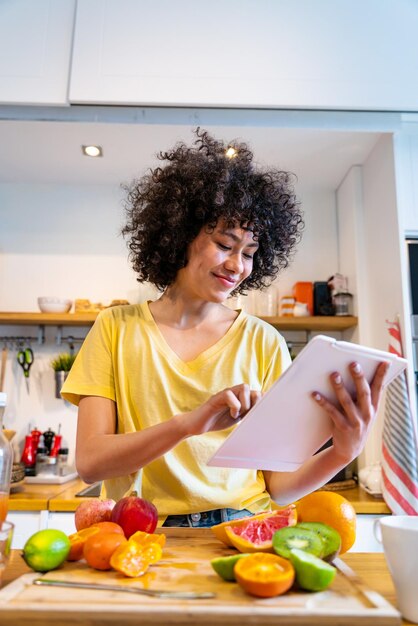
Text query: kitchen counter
9 478 391 514
1 544 409 625
8 479 94 512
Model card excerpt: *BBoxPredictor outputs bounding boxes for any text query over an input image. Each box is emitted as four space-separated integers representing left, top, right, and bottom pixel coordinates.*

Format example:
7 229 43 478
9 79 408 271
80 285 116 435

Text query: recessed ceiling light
82 145 103 157
225 147 237 159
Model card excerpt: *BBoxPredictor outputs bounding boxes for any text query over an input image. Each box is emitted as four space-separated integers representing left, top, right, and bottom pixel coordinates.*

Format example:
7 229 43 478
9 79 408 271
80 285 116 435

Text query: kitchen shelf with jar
0 311 358 331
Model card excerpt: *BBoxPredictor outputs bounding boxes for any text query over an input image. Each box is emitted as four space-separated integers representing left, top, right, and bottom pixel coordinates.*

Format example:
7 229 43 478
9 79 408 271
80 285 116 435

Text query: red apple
110 494 158 538
75 499 116 531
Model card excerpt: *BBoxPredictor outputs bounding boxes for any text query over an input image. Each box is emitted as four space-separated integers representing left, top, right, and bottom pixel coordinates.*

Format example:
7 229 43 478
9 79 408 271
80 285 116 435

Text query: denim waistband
162 507 253 528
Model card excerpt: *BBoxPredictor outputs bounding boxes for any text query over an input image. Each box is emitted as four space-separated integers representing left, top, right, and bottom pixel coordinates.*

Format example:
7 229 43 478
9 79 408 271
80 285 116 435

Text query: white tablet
207 334 407 472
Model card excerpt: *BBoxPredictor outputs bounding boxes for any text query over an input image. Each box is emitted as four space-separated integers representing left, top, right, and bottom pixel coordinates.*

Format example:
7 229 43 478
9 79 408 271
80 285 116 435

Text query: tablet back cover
207 335 407 472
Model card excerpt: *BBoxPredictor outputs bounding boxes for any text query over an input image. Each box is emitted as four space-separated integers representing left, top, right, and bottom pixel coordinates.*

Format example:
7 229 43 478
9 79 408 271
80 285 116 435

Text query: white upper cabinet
70 0 418 110
0 0 75 106
394 126 418 234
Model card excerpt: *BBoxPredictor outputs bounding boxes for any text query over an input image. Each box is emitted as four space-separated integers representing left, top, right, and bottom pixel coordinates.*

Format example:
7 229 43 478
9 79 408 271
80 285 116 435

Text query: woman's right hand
178 384 261 436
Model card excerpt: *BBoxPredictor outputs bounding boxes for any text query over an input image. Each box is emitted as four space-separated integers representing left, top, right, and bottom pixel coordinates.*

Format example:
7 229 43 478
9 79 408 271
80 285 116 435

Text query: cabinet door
352 515 386 553
404 135 418 233
0 0 75 105
47 512 76 536
70 0 418 109
7 511 46 549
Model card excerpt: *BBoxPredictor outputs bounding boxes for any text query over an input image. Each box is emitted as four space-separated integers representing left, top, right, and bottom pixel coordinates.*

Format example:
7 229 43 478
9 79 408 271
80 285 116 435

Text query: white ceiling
0 118 381 189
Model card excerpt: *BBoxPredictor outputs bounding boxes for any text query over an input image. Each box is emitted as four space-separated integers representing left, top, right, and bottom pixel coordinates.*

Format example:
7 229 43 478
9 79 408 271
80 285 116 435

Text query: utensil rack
0 327 45 347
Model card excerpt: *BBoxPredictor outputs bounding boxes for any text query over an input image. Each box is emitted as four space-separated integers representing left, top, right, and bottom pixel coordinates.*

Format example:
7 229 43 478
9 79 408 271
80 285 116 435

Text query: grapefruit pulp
223 507 297 553
211 506 296 547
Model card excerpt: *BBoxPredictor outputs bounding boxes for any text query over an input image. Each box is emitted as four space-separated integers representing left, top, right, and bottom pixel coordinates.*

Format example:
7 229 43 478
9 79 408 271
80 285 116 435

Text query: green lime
211 553 250 581
289 548 336 592
22 529 70 572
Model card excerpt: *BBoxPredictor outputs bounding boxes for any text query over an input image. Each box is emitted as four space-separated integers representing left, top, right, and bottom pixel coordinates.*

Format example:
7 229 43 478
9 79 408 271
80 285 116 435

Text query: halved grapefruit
223 506 297 553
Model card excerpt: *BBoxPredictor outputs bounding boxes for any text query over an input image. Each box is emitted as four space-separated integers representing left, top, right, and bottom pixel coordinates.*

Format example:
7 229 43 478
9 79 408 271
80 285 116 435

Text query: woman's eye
243 253 254 260
217 243 231 251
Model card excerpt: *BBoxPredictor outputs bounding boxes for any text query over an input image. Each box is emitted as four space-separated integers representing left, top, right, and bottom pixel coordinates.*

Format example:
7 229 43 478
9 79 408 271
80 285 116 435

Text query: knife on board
33 577 216 599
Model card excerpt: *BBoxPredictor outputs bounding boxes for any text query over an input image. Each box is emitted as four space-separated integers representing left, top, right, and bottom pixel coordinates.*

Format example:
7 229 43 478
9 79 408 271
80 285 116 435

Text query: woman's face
176 219 258 303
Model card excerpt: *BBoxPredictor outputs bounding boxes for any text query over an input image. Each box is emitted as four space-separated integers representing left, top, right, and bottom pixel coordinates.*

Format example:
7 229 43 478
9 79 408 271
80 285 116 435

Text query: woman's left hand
311 360 390 465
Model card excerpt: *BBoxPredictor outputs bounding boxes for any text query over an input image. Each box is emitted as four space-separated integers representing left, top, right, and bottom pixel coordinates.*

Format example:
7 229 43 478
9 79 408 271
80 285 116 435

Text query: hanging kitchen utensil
17 345 34 393
0 346 7 392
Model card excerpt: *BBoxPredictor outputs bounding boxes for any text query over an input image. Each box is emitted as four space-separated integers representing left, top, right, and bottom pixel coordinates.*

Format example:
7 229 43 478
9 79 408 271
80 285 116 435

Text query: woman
61 129 388 527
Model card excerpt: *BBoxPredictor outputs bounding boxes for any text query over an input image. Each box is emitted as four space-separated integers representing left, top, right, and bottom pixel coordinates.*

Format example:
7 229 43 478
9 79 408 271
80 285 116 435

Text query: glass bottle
0 393 13 524
57 448 69 476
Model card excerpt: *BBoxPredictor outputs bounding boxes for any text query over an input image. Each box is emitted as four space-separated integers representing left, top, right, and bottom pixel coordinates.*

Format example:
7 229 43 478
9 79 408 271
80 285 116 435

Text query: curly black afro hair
122 128 304 294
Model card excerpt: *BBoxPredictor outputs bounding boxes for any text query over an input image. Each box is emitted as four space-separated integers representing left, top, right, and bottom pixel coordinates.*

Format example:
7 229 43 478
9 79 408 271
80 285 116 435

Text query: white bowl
37 297 73 313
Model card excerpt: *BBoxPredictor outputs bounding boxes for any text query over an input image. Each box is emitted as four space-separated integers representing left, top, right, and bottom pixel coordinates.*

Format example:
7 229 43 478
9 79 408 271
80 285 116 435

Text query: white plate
24 471 78 484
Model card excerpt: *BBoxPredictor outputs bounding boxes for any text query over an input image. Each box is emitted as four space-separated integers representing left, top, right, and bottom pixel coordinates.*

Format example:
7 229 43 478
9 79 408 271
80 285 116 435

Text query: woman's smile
176 220 258 302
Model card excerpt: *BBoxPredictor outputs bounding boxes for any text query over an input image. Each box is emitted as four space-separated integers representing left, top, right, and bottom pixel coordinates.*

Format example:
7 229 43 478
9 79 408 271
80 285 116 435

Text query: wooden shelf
263 315 358 331
0 312 97 326
0 311 358 331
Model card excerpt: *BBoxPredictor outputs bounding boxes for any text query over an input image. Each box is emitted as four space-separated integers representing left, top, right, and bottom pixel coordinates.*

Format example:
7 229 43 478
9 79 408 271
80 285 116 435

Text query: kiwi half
272 526 324 560
297 522 341 562
289 548 336 592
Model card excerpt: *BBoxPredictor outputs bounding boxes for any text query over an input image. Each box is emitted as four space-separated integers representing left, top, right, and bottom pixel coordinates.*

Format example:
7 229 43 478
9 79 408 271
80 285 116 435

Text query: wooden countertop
8 482 58 511
1 548 409 625
9 478 391 514
8 479 94 512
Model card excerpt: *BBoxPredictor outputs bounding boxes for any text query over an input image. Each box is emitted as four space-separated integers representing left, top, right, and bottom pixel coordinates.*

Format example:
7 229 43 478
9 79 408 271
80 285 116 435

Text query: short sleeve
60 309 115 406
262 333 292 392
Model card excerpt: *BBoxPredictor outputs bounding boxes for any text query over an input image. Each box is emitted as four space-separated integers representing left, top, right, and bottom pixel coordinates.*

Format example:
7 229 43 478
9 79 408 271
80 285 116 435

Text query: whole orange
83 531 128 570
90 521 125 536
295 491 356 554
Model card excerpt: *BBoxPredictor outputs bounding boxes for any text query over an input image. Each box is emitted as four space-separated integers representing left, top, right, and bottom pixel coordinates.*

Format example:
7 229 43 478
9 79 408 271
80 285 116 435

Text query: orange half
234 553 295 597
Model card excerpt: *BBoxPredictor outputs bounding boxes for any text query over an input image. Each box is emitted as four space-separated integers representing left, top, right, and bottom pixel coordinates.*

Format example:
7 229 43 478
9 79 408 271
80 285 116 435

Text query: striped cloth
381 320 418 514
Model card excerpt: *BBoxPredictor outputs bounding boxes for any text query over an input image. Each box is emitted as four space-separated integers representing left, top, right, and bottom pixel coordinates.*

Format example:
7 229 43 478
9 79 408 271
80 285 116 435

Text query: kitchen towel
382 319 418 515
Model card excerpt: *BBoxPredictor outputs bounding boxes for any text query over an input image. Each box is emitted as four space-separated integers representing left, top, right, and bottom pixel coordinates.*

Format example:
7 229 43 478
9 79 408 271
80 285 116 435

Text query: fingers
347 362 373 425
311 390 351 431
311 367 363 431
312 360 390 429
216 384 260 419
329 370 359 426
370 361 390 410
220 389 242 418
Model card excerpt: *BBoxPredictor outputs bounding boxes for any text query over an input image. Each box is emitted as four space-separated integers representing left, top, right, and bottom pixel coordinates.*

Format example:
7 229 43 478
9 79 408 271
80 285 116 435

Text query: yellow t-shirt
61 302 291 518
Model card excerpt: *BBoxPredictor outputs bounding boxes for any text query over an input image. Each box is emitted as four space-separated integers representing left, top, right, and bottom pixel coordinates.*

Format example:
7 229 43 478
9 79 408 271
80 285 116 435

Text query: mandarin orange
295 491 356 554
67 526 101 561
90 521 125 536
234 553 295 597
83 531 128 570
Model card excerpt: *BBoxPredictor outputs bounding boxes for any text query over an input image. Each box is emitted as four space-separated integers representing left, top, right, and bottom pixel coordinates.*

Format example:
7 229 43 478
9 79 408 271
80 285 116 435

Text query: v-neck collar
141 301 247 371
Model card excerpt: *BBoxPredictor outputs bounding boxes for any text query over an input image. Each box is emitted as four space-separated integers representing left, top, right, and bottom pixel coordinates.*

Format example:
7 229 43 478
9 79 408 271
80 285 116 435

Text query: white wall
337 135 409 468
0 181 338 464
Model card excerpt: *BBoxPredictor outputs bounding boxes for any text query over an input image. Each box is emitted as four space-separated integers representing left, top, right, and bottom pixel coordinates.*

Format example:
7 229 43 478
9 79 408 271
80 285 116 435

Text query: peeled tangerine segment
272 526 324 559
289 547 336 592
110 540 163 577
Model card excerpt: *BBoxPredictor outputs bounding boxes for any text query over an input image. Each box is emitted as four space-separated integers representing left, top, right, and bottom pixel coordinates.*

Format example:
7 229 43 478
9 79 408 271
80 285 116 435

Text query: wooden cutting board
0 528 400 626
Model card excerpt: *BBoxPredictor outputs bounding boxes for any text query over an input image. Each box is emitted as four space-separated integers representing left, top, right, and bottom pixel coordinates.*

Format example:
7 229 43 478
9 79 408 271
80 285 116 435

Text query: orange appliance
292 282 313 315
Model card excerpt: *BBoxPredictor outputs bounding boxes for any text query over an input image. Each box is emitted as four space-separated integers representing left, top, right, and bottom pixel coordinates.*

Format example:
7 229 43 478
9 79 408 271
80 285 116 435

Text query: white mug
374 516 418 623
